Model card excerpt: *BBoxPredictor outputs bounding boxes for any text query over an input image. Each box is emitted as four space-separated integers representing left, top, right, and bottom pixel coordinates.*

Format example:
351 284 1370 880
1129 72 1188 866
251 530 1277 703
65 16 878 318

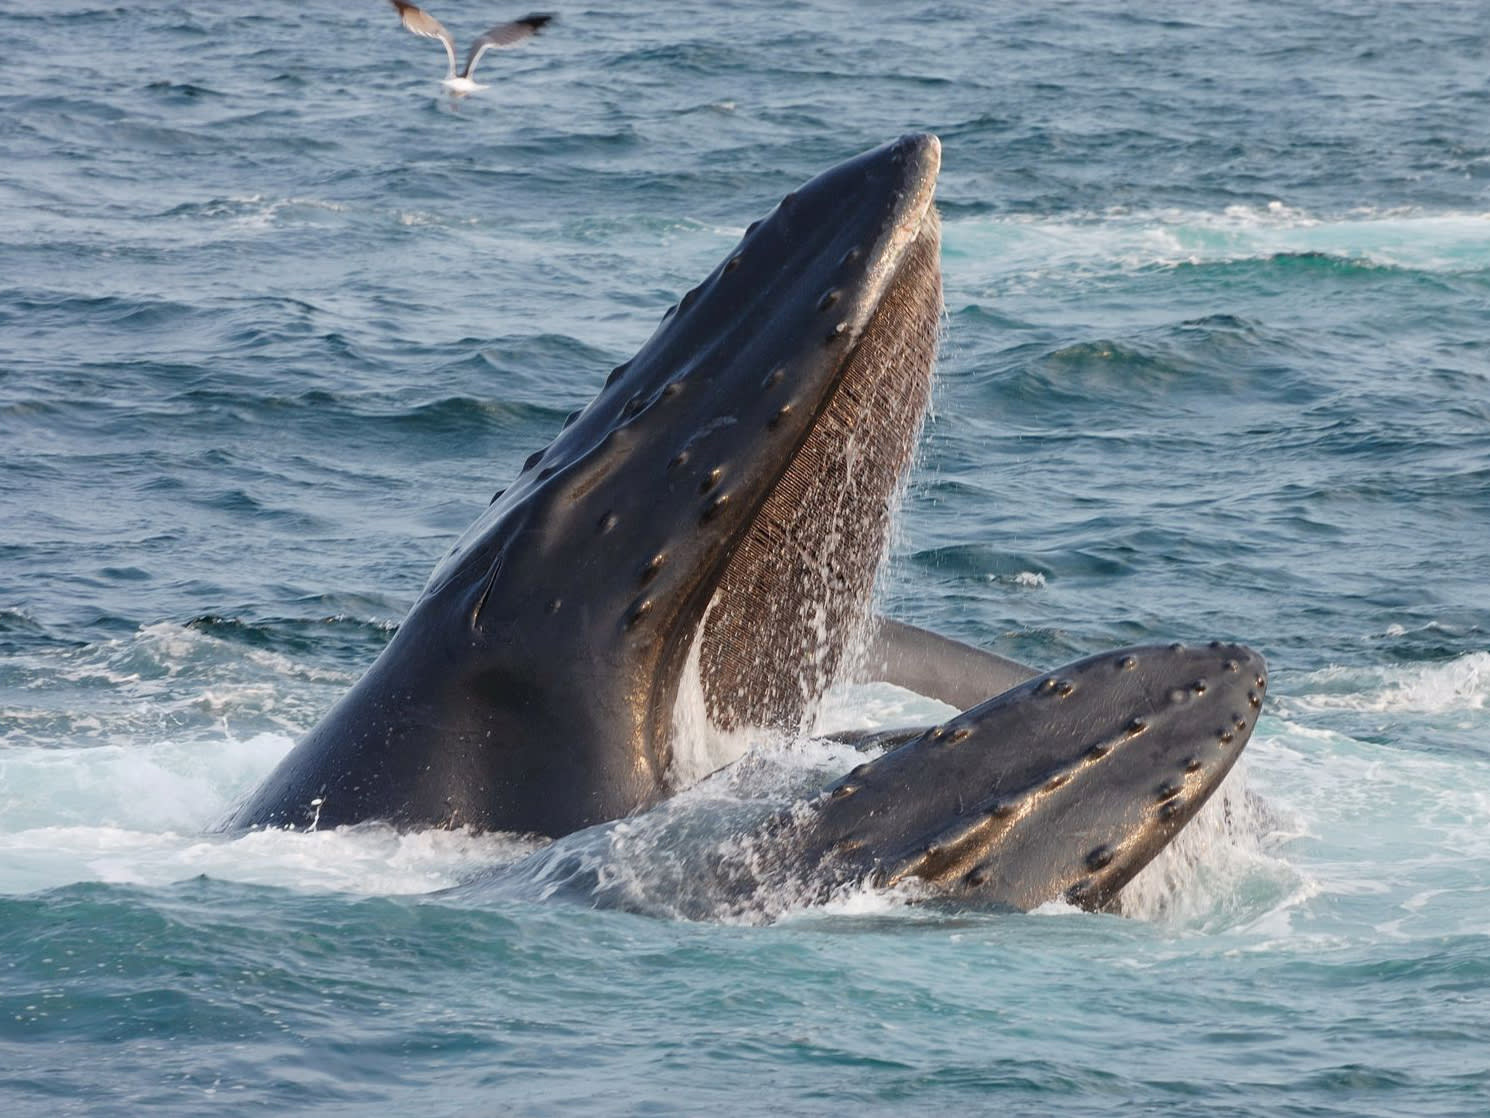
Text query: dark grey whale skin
222 134 1267 912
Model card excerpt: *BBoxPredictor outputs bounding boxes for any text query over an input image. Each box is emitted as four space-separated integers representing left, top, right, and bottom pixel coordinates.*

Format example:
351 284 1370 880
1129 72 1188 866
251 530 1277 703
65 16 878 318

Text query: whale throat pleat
697 212 943 732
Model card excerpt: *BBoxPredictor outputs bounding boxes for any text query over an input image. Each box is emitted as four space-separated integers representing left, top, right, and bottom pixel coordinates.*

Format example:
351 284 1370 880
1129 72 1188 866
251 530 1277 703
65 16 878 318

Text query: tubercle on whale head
782 641 1268 913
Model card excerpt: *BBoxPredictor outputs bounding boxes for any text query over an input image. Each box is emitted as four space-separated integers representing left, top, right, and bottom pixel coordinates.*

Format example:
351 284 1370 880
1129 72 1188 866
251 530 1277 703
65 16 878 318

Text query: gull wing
390 0 458 78
463 13 554 79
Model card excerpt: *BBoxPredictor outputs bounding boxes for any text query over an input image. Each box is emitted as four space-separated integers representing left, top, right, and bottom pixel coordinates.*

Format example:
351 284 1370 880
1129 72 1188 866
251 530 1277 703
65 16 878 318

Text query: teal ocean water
3 1 1489 1113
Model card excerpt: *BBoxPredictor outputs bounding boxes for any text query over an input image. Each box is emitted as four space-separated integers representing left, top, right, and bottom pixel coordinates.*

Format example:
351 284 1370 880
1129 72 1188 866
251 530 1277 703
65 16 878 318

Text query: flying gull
389 2 554 94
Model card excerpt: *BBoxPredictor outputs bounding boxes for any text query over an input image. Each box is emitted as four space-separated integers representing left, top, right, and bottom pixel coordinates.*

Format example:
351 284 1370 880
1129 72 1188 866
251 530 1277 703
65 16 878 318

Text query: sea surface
3 1 1489 1114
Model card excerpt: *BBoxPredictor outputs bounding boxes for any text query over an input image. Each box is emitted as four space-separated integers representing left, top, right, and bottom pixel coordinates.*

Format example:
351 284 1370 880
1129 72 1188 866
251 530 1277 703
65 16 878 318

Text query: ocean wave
0 818 531 898
1119 761 1310 933
0 290 209 332
979 315 1325 406
944 206 1490 277
909 541 1129 582
0 620 358 750
1284 652 1489 715
1244 716 1490 939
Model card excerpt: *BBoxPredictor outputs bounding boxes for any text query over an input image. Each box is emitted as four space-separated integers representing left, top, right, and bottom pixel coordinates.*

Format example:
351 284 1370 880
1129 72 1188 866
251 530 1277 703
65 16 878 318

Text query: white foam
1231 713 1490 940
0 623 352 746
773 877 923 924
398 210 479 228
0 731 293 835
1284 651 1489 714
0 822 534 897
19 634 1481 939
812 680 957 734
0 722 542 897
1029 896 1085 918
229 195 347 231
1118 756 1309 933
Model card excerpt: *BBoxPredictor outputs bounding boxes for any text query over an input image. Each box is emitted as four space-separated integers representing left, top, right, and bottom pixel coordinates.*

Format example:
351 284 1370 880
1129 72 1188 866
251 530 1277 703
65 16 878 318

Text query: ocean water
3 0 1489 1113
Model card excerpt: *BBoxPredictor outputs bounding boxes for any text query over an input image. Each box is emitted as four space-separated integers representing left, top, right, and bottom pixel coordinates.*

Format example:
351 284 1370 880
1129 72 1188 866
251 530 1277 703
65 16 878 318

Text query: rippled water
3 1 1489 1114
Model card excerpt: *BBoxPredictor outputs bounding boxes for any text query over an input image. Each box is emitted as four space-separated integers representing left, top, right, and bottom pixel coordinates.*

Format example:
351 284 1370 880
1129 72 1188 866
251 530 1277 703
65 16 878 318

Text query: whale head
228 135 946 836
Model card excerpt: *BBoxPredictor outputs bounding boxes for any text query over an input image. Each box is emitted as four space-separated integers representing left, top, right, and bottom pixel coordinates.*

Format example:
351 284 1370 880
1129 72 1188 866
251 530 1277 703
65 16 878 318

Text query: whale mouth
220 132 1269 913
696 202 943 735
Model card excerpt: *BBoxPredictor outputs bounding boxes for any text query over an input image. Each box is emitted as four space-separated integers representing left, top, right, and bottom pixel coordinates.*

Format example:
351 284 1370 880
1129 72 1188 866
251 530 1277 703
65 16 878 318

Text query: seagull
389 2 554 94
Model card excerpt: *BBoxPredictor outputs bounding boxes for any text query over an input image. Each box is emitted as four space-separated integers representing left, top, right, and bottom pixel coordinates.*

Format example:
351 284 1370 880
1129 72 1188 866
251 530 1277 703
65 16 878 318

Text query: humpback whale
225 134 1267 913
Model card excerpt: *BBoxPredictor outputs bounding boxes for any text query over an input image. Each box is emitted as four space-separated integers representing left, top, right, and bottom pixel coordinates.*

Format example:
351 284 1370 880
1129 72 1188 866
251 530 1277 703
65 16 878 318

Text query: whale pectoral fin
856 616 1041 711
825 618 1040 753
794 641 1268 912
